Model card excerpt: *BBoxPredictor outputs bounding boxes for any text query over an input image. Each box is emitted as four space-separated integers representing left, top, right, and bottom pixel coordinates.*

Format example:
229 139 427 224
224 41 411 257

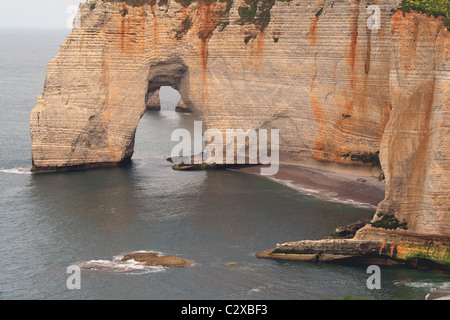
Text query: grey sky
0 0 85 29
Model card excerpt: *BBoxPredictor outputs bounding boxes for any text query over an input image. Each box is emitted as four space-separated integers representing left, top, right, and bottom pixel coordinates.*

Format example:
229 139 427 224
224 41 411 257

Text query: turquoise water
0 29 449 300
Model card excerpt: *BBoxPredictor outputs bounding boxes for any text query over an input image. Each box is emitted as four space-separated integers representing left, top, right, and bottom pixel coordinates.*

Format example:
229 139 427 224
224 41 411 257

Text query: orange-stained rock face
357 10 450 239
197 0 220 105
308 0 391 166
30 0 449 239
309 15 319 46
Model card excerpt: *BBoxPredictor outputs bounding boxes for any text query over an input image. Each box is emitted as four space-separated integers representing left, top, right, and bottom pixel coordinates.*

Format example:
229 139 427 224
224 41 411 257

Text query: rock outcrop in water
121 252 191 267
78 251 191 270
30 0 449 265
256 238 450 273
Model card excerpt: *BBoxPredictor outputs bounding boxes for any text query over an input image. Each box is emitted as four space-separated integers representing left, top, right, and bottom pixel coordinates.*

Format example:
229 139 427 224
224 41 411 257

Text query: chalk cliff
356 10 450 242
30 0 449 246
30 0 398 172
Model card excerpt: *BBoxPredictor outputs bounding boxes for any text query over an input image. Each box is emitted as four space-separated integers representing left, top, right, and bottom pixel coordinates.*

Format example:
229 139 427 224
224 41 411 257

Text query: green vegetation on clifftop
398 0 450 30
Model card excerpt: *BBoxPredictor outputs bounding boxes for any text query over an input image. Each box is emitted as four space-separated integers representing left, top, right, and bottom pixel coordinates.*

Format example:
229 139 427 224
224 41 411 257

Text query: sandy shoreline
232 165 386 209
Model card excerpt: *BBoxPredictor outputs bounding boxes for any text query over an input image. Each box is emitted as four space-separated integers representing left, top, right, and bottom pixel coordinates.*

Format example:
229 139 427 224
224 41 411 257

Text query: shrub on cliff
369 213 408 230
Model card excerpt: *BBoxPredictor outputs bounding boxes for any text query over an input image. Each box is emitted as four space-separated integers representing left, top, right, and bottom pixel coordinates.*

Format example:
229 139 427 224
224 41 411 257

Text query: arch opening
132 61 198 164
145 62 192 113
159 86 181 110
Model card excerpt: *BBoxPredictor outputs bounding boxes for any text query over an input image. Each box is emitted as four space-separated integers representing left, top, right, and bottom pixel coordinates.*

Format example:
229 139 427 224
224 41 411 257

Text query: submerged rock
121 252 191 267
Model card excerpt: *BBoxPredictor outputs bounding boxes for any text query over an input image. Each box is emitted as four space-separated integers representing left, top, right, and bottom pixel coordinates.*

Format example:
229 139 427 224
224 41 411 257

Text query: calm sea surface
0 28 449 300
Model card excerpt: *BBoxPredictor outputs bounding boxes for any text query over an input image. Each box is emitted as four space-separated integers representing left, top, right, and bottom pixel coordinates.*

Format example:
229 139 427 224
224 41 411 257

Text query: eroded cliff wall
30 0 399 172
356 10 450 240
30 0 449 239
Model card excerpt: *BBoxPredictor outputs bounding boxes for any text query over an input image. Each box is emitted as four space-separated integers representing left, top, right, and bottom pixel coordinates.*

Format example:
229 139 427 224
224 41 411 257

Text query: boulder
121 252 191 267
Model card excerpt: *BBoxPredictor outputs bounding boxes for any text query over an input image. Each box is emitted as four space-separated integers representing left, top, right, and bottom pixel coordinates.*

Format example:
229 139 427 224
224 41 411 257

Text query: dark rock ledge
255 222 450 274
167 155 260 171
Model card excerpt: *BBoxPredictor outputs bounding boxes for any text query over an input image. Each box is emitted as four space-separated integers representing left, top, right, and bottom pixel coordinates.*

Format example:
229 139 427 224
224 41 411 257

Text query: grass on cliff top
398 0 450 30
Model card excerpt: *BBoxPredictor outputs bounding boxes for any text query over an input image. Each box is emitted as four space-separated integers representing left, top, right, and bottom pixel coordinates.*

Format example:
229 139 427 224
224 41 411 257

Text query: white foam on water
268 176 377 210
78 259 166 274
0 168 32 175
77 251 170 274
246 284 273 296
395 280 449 289
395 280 450 300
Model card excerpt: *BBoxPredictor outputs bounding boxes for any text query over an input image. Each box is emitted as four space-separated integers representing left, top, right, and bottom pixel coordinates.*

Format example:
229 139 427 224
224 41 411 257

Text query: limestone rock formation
355 10 450 241
255 239 450 273
175 97 191 112
30 0 399 174
146 88 161 110
30 0 449 251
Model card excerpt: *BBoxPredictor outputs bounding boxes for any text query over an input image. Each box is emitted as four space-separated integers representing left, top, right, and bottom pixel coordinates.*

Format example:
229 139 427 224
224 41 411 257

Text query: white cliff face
30 0 398 171
30 0 449 239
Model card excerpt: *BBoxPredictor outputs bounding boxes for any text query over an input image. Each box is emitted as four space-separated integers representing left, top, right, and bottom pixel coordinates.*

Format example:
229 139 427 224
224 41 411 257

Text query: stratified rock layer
30 0 449 243
256 239 450 273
